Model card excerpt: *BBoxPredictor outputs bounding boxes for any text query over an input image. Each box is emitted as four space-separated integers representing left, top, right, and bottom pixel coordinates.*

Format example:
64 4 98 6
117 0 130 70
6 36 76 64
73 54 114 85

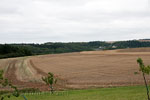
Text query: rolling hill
1 48 150 90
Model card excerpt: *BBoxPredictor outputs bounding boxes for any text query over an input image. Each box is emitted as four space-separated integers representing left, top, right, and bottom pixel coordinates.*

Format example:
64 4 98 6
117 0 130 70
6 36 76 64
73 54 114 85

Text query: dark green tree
136 58 150 100
0 70 19 100
42 72 57 94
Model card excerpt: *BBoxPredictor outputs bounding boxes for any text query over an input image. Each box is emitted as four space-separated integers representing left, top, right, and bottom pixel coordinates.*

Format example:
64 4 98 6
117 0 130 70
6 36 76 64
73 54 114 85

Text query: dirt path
3 59 67 91
4 59 49 91
30 60 47 76
5 60 18 84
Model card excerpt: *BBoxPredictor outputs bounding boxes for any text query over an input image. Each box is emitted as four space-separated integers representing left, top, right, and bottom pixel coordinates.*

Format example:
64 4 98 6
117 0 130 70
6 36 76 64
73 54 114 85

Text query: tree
42 72 57 94
136 58 150 100
0 70 19 100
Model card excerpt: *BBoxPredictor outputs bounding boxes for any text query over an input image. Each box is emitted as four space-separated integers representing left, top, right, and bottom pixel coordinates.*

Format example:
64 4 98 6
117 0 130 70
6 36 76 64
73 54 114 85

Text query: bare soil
1 48 150 90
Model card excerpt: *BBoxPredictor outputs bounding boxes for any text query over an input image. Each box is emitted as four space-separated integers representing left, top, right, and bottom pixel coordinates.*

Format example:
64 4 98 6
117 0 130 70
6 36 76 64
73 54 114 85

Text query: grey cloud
0 0 150 43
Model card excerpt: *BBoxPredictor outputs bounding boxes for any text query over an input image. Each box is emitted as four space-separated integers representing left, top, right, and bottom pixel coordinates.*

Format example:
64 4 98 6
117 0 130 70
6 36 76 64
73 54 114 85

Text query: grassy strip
0 88 40 95
5 86 149 100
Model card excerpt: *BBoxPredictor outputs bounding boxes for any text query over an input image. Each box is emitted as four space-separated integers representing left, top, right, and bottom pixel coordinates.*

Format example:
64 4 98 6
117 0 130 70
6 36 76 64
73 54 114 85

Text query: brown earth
1 48 150 90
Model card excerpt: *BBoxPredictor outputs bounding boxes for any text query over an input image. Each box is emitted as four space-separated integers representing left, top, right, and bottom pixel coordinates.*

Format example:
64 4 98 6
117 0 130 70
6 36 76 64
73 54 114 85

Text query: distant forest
1 40 150 59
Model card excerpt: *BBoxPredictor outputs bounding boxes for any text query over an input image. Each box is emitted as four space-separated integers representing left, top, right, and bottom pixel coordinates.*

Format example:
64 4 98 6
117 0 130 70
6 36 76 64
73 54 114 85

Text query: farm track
30 60 47 76
2 59 67 91
4 59 49 91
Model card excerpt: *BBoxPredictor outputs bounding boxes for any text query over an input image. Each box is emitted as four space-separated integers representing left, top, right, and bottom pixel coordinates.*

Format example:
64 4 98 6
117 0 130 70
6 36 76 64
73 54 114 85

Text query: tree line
1 40 150 59
0 44 32 59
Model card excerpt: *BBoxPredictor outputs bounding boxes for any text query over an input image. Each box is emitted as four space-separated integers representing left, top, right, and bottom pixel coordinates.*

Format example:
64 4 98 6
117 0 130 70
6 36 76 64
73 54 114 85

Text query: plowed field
1 48 150 90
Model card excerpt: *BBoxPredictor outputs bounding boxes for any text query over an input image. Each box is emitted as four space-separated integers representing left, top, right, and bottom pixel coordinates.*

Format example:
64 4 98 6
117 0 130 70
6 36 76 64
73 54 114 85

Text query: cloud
0 0 150 43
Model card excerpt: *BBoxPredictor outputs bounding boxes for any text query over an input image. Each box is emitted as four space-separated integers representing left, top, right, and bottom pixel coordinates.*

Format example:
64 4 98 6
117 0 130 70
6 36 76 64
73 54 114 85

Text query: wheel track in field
4 59 67 91
4 59 49 91
29 60 47 76
29 59 68 89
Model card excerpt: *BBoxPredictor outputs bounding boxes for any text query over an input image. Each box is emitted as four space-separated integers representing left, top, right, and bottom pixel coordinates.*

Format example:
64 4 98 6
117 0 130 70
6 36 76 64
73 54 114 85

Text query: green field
5 86 149 100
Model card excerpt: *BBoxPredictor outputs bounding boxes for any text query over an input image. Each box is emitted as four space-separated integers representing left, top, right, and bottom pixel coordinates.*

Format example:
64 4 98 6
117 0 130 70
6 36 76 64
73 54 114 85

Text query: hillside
1 48 150 90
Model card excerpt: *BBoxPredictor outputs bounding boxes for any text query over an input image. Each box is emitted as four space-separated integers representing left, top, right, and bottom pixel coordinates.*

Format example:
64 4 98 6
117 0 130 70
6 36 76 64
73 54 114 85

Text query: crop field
1 48 150 90
5 86 149 100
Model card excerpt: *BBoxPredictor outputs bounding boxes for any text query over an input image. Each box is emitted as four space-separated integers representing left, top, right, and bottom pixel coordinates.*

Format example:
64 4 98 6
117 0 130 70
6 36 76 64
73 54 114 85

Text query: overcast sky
0 0 150 43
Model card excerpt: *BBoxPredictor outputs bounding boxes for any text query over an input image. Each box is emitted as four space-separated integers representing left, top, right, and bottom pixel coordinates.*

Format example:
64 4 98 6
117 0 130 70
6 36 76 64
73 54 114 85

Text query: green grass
5 86 149 100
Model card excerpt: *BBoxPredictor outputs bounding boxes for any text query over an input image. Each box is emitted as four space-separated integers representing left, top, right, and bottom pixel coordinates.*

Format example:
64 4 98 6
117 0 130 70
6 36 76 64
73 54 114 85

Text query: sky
0 0 150 43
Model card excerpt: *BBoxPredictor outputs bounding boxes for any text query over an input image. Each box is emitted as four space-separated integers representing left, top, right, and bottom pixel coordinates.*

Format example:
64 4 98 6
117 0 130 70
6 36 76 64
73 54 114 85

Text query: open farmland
1 48 150 90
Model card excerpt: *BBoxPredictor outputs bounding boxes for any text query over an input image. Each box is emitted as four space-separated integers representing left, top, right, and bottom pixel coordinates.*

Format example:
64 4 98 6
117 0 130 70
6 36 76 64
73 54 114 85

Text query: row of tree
1 40 150 59
0 44 32 59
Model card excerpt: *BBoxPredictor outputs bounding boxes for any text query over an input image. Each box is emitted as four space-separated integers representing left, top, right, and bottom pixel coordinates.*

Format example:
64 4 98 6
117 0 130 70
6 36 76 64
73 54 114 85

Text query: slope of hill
1 48 150 90
118 47 150 52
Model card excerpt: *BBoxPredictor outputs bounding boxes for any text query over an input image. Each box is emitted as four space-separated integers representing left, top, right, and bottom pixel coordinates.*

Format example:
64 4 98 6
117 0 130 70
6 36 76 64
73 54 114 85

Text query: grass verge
5 86 149 100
